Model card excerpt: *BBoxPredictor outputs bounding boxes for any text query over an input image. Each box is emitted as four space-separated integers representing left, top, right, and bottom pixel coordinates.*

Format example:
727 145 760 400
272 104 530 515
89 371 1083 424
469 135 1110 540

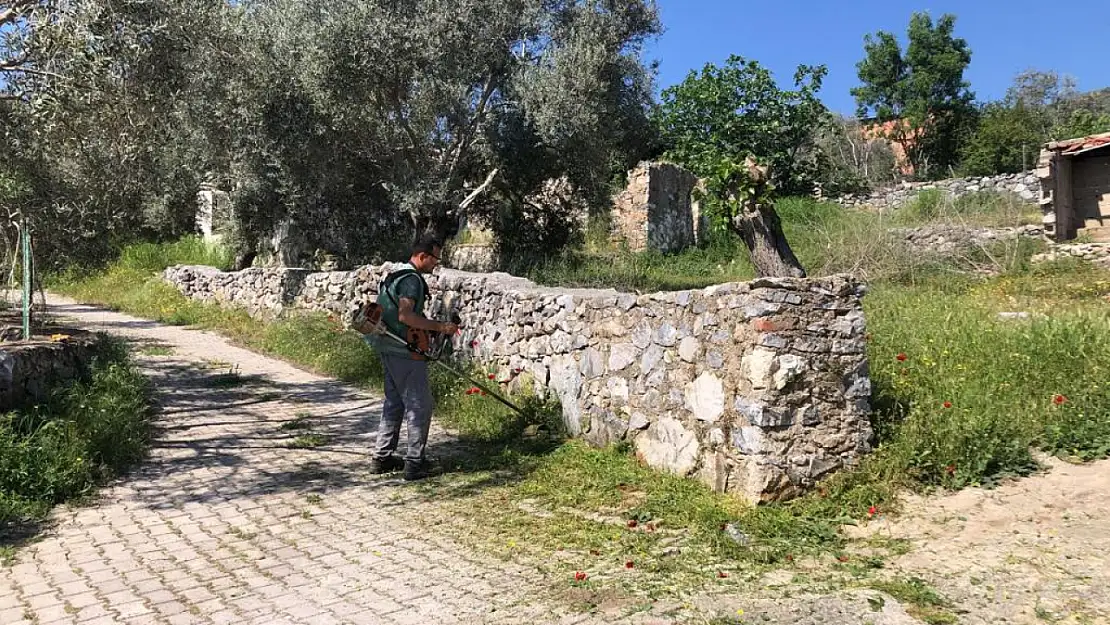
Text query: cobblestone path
0 295 612 625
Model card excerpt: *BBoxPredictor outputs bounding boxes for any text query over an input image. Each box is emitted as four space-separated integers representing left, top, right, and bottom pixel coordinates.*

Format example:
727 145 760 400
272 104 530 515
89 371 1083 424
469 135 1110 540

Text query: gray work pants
373 354 433 462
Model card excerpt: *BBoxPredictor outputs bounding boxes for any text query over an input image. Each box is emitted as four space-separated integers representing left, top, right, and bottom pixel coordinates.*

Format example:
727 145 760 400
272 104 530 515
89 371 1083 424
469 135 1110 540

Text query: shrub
0 337 151 526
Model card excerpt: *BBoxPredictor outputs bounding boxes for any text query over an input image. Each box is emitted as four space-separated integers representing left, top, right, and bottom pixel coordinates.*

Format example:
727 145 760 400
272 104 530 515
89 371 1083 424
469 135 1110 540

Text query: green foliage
528 196 1037 291
4 0 663 270
960 102 1046 176
1052 108 1110 140
655 55 830 194
866 272 1110 487
693 157 776 238
116 237 233 273
853 12 975 179
0 337 151 526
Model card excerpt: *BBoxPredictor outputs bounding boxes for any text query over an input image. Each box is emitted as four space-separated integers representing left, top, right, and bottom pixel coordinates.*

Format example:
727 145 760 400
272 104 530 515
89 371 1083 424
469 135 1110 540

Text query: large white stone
773 354 807 390
640 343 664 373
742 347 778 390
608 343 638 371
678 336 700 362
580 348 604 379
549 354 583 435
607 377 630 403
685 371 725 422
634 417 700 476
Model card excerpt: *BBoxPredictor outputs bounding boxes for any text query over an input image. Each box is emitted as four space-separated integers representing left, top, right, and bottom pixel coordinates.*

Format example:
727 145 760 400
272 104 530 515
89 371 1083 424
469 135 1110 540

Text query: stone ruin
195 184 233 243
163 263 874 504
610 161 708 254
1037 133 1110 242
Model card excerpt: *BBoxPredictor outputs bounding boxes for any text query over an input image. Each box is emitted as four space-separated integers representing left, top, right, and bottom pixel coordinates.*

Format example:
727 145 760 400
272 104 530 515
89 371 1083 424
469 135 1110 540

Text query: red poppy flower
717 571 728 578
627 519 638 528
837 555 849 563
487 374 496 380
943 401 952 409
867 506 878 518
625 561 634 569
466 387 480 395
896 353 908 362
574 571 587 581
470 340 479 348
1053 394 1068 405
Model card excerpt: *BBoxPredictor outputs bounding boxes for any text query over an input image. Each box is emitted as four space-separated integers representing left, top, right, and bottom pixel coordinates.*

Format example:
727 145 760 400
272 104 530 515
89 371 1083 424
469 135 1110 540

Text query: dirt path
868 455 1110 625
2 294 1107 624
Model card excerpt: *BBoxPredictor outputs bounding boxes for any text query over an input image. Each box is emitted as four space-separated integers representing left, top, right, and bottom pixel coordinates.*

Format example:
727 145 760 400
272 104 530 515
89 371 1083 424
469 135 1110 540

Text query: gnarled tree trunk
733 205 806 278
728 158 806 278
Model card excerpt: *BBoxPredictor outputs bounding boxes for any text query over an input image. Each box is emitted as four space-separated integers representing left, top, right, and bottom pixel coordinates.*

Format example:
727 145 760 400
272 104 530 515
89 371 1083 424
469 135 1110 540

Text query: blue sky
645 0 1110 115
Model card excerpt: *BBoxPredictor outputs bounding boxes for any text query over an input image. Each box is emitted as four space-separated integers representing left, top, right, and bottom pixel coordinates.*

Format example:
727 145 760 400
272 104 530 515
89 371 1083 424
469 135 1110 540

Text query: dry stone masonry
892 224 1044 255
0 333 99 410
837 171 1040 210
164 264 874 504
611 161 707 254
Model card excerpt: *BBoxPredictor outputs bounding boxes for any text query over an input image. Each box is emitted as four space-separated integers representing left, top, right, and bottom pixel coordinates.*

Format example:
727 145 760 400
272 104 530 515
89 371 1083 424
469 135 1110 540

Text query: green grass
525 195 1040 292
868 577 958 624
0 336 152 529
286 434 328 449
899 188 1039 228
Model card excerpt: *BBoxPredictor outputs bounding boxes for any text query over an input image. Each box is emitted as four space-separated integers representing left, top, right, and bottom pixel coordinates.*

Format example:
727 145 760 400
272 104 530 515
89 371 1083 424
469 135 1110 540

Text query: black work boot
403 458 430 481
369 455 404 474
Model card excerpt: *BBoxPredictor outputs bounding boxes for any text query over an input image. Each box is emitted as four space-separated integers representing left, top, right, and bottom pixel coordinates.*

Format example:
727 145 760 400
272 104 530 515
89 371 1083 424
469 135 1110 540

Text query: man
366 235 458 481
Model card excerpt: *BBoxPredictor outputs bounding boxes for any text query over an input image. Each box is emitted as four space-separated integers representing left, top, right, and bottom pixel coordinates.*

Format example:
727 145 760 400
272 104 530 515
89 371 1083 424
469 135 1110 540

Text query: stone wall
611 161 705 253
892 224 1044 255
164 263 874 504
0 334 99 411
837 171 1040 210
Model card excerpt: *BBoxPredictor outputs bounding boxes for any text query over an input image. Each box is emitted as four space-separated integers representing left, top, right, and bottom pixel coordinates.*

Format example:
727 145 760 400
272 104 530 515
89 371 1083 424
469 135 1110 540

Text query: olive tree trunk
727 158 806 278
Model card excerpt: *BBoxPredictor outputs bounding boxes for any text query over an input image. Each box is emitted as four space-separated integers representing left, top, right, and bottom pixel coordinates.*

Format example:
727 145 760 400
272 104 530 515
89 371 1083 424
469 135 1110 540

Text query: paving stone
6 295 656 625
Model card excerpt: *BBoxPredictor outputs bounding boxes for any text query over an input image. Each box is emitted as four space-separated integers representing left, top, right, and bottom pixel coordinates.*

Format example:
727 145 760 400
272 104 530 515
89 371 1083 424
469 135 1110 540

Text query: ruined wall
0 335 99 411
611 162 703 253
837 171 1040 210
163 264 874 504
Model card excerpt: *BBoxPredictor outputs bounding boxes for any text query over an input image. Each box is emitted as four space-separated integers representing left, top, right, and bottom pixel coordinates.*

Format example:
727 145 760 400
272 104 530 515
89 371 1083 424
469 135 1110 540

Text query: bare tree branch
458 168 499 211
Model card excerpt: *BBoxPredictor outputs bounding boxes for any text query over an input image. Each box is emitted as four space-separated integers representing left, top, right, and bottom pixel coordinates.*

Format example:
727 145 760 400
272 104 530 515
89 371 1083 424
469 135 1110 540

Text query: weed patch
868 576 958 624
286 434 328 449
0 336 152 529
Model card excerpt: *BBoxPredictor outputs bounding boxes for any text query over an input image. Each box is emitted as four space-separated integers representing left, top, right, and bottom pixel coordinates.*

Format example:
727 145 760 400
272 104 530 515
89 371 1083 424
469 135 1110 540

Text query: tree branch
445 71 498 183
458 168 499 210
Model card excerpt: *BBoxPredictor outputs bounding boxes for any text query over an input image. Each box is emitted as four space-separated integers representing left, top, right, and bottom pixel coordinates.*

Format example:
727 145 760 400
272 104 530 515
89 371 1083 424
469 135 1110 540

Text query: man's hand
439 322 459 336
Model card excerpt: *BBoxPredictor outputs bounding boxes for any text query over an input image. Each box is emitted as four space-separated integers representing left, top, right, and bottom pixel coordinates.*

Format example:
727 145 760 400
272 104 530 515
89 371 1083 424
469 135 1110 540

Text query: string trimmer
352 302 525 415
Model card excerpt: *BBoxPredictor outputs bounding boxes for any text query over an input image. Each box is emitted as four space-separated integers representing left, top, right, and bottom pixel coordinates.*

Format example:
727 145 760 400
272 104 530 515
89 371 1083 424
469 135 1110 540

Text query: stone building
1038 132 1110 241
611 161 706 253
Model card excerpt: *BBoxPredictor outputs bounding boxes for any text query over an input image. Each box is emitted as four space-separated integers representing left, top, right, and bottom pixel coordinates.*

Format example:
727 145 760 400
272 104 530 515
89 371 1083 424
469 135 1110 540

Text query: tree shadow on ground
121 357 563 511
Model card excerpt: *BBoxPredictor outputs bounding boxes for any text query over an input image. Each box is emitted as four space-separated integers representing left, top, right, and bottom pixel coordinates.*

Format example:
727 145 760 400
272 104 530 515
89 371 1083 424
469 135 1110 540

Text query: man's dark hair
412 233 443 256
